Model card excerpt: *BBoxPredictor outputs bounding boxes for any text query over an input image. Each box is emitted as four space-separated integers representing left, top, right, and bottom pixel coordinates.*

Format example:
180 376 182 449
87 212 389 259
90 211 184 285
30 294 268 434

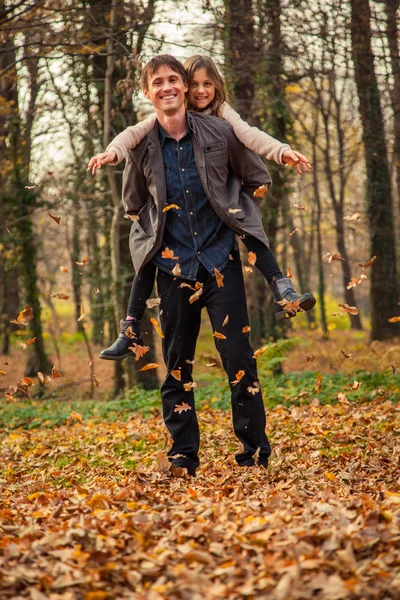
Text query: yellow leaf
171 369 181 381
253 184 269 198
163 204 180 212
213 331 226 340
139 363 160 371
69 411 83 422
248 252 257 266
150 317 165 338
324 471 336 482
242 325 251 333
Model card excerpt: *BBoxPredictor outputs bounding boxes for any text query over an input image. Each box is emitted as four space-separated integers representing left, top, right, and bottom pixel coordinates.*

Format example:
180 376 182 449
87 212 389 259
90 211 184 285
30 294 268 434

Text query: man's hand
282 149 312 174
87 150 117 175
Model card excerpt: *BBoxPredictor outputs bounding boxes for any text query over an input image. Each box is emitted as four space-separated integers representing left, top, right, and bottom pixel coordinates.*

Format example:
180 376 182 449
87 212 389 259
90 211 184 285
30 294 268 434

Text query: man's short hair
140 54 188 91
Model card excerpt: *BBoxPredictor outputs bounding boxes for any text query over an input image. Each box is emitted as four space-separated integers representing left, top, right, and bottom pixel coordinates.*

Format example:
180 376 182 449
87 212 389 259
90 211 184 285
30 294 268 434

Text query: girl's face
188 67 216 110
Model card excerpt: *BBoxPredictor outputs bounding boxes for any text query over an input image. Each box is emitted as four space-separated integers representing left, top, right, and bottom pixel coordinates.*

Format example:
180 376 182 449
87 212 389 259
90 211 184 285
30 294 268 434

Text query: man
123 54 272 476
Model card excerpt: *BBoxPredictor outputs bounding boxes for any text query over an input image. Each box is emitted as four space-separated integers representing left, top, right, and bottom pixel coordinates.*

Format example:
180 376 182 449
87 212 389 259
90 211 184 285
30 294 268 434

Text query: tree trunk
350 0 400 339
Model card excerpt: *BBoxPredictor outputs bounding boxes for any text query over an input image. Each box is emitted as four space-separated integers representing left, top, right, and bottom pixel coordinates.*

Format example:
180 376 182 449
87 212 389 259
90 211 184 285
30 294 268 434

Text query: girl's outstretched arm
222 103 310 170
87 113 157 174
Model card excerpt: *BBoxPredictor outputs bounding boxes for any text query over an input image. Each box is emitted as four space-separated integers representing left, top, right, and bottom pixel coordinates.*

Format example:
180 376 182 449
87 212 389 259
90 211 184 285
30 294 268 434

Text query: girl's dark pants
156 252 271 474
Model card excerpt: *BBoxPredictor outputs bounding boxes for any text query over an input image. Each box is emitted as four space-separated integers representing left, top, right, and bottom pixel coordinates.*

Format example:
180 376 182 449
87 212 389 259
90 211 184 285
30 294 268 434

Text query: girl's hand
282 149 312 174
87 150 117 175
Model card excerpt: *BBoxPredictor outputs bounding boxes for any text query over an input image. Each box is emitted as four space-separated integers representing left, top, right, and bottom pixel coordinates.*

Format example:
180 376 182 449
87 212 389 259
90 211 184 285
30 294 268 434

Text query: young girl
88 55 315 361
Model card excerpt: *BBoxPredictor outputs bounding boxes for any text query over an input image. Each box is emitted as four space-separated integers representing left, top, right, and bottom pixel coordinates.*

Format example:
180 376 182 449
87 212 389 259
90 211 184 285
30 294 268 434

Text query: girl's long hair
184 55 228 117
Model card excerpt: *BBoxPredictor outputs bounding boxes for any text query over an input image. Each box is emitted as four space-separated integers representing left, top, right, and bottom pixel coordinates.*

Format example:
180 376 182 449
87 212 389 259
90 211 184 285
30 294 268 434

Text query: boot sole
275 295 316 320
98 352 132 361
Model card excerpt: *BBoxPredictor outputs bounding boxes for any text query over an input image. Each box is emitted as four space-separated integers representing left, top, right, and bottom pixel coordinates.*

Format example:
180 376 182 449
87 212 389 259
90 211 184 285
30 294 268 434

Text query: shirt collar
158 118 190 147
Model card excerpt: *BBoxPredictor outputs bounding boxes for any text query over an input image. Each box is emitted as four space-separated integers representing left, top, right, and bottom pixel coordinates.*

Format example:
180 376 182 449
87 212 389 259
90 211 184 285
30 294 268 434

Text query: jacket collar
147 111 195 145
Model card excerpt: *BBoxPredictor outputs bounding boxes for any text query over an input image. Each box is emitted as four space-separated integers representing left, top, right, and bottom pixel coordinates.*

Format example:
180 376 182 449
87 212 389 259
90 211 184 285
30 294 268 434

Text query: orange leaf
163 204 180 212
19 337 36 350
253 184 269 198
231 369 245 386
10 306 33 326
247 386 260 395
343 213 361 221
77 303 85 322
172 263 181 277
189 286 203 304
253 345 267 358
213 331 226 340
179 282 197 291
146 297 161 309
129 344 150 361
388 316 400 323
287 267 293 279
0 370 7 376
244 266 253 273
161 247 179 260
69 411 83 422
75 256 89 266
222 315 229 326
52 293 70 300
349 380 361 391
171 369 181 381
323 252 345 263
48 212 61 225
214 268 224 288
358 255 376 269
150 317 165 338
306 353 316 362
124 213 140 221
338 303 359 315
248 252 257 266
139 363 160 371
52 366 63 379
37 372 45 384
242 325 251 333
341 350 352 359
174 402 192 414
315 374 322 392
289 229 298 237
60 266 68 273
183 381 197 391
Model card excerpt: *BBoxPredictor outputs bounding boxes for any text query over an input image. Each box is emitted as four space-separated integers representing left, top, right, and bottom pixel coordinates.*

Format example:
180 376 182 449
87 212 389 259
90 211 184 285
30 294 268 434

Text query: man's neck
155 107 187 141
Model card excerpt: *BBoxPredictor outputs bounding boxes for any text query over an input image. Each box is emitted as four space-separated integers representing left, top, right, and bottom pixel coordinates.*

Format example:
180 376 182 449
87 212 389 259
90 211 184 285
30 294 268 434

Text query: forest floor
1 326 399 599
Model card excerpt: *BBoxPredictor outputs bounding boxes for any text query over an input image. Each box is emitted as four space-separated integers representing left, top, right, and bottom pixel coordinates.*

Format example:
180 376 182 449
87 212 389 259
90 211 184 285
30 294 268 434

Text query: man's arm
122 152 149 215
225 125 273 205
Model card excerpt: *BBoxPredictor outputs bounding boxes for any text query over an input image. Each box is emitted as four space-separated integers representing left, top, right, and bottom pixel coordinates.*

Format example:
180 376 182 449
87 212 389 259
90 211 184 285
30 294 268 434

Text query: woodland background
1 0 400 397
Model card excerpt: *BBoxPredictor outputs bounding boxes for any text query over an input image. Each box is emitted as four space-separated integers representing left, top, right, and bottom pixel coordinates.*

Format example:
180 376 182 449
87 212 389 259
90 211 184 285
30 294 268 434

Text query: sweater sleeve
221 103 291 165
106 113 157 165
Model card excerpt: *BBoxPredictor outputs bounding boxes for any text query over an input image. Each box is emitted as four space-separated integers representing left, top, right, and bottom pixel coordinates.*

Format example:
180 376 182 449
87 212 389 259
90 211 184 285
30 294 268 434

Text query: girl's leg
242 235 316 319
99 262 157 361
126 262 157 319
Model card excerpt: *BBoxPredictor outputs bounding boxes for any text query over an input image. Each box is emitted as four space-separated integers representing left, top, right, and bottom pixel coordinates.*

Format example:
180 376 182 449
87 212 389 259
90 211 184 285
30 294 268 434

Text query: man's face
143 65 188 114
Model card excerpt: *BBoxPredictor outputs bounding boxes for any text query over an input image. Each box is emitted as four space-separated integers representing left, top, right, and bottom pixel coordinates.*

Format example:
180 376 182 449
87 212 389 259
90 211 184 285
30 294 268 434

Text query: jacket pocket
204 141 225 155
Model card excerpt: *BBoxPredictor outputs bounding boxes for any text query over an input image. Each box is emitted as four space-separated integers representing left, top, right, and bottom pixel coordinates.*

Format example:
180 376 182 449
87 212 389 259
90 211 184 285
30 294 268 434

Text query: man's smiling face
143 65 188 115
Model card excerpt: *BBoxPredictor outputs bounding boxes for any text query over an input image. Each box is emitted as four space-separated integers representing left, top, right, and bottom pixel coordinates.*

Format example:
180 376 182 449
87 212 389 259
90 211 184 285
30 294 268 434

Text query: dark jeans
156 252 271 474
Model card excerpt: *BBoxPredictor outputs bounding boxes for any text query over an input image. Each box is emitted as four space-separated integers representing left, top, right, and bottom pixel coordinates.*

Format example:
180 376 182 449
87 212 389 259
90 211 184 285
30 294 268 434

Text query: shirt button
186 190 189 193
197 251 200 255
181 168 185 172
180 147 183 150
190 211 193 215
194 232 198 235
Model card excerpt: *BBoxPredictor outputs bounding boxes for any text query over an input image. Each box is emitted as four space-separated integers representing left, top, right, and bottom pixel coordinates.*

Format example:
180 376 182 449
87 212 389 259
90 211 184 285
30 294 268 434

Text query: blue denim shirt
152 123 235 281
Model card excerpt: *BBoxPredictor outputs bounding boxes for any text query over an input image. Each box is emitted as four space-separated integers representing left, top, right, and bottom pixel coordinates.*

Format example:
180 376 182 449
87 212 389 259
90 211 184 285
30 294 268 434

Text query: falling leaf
206 363 216 367
146 297 161 309
214 268 224 288
289 228 298 237
306 353 316 362
60 266 68 273
338 303 359 315
253 345 268 358
277 298 302 314
337 392 350 404
244 266 253 273
286 268 293 279
19 337 36 350
150 317 165 338
172 263 181 277
228 208 242 214
341 350 352 359
174 402 192 414
25 183 39 190
179 282 197 291
52 366 62 379
0 370 7 376
189 285 203 304
186 359 196 365
163 204 180 212
332 312 345 317
293 203 306 210
5 385 17 401
231 370 245 386
347 277 360 289
315 374 322 392
324 471 336 481
10 306 33 326
162 247 179 260
343 213 361 221
248 252 257 266
48 212 61 225
37 372 45 384
93 287 100 294
77 304 85 322
124 213 139 221
171 369 181 381
360 272 367 281
139 363 160 371
358 256 376 268
388 316 400 323
222 315 229 326
129 344 150 361
183 381 197 391
323 252 345 263
242 325 251 333
213 331 226 340
52 293 70 300
69 411 83 423
75 256 89 266
253 184 269 198
390 363 397 374
247 386 260 395
349 380 361 391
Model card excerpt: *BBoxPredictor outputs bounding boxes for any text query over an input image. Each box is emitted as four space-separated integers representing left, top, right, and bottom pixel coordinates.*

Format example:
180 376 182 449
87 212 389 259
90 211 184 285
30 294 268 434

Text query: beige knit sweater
106 103 291 165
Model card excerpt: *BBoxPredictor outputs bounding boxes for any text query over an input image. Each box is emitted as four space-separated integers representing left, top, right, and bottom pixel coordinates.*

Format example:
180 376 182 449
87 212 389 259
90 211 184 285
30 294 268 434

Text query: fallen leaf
388 316 400 323
171 369 181 381
163 204 180 212
306 353 316 362
253 184 269 198
358 255 376 268
60 266 68 273
69 411 83 422
10 306 33 326
338 303 359 315
183 381 197 391
214 268 224 288
337 392 349 404
349 380 361 390
222 315 229 326
5 385 17 401
129 344 150 361
48 212 61 225
315 374 322 392
75 256 89 266
289 229 298 237
343 213 361 221
162 247 179 260
213 331 227 340
242 325 251 333
228 208 242 214
172 263 181 277
150 317 165 338
324 471 336 481
248 252 257 266
174 402 192 414
231 370 245 386
139 363 160 371
146 297 161 309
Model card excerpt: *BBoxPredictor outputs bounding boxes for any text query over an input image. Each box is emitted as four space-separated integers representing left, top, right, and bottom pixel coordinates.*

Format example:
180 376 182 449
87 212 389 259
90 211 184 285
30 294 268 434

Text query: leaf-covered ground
1 396 399 599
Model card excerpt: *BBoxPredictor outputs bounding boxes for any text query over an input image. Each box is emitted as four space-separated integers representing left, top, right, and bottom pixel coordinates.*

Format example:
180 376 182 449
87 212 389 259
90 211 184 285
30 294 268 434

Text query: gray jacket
122 111 272 276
